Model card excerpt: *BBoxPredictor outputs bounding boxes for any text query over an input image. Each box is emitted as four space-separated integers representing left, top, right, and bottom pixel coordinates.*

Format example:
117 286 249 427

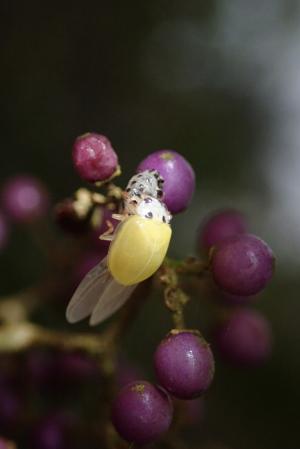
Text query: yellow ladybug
66 174 172 326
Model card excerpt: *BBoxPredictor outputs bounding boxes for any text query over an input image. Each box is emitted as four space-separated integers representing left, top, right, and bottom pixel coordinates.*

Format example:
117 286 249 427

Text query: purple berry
0 212 9 250
1 175 49 223
199 209 247 251
211 234 275 296
72 133 118 183
154 332 214 399
213 308 272 367
111 381 173 445
137 150 195 214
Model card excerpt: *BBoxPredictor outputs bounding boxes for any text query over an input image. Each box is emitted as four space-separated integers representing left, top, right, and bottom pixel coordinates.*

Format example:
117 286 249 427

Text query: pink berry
137 150 195 214
1 175 49 223
72 133 118 183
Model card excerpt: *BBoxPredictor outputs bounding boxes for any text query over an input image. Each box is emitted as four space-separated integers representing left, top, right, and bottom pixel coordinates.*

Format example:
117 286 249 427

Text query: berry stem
159 261 189 329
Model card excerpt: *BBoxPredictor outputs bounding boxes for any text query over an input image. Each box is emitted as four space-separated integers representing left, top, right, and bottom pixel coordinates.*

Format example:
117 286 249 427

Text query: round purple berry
199 209 247 251
111 381 173 445
1 175 49 223
0 212 9 251
213 308 272 367
72 133 118 183
154 332 214 399
211 234 275 296
137 150 195 214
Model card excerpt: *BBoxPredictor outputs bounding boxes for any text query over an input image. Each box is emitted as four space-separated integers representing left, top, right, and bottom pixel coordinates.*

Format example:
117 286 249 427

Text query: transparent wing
89 278 137 326
66 257 110 323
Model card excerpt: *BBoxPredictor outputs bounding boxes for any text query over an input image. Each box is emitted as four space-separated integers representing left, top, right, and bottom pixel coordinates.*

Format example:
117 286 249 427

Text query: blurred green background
0 1 299 448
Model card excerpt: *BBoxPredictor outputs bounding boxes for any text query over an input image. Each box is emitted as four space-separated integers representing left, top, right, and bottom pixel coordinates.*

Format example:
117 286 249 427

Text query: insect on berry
66 170 172 326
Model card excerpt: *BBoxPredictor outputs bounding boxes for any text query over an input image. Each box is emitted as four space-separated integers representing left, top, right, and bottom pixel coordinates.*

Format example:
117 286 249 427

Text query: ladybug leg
112 213 125 221
99 220 116 241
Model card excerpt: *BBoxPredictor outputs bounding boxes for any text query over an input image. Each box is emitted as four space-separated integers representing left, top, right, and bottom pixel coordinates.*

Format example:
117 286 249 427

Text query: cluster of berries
68 132 275 445
0 130 275 448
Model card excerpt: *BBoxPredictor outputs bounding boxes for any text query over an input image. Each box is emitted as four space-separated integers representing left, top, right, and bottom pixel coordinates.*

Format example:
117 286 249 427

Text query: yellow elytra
108 215 172 286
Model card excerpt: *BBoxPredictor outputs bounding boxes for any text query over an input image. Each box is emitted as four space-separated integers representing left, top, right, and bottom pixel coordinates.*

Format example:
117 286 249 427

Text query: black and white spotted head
125 170 164 200
135 196 172 224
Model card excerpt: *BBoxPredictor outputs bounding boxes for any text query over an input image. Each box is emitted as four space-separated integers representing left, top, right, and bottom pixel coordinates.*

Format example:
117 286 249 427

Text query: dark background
0 1 299 448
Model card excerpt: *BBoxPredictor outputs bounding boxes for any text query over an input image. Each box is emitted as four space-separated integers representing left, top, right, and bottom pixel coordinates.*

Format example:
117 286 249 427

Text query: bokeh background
0 1 299 448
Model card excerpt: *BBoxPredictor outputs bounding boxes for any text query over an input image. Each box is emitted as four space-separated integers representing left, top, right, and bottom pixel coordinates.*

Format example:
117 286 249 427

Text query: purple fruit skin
111 381 173 445
154 332 214 400
72 133 118 183
214 308 272 367
0 212 9 250
211 234 275 296
137 150 195 214
2 175 49 223
200 209 247 250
